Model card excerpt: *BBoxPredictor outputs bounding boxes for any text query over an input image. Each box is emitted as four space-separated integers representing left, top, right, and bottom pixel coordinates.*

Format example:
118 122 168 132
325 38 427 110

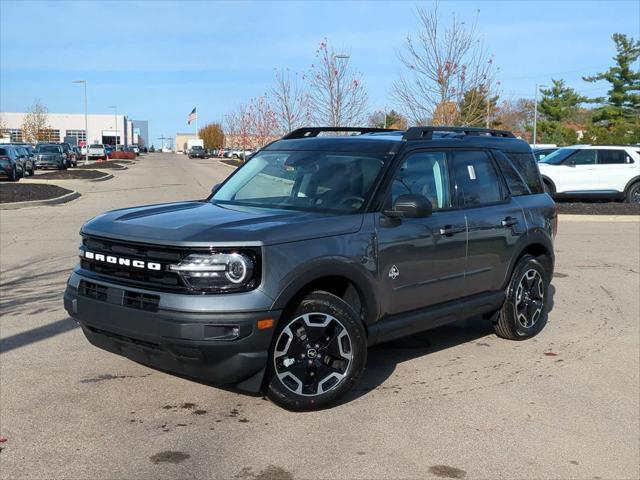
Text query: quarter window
391 151 452 210
452 151 506 207
493 151 530 196
597 150 626 164
505 152 544 193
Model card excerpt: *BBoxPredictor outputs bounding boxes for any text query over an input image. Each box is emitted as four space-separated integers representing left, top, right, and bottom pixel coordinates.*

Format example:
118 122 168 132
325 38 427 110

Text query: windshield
90 144 102 148
212 150 387 213
539 148 577 165
35 145 59 153
192 146 203 150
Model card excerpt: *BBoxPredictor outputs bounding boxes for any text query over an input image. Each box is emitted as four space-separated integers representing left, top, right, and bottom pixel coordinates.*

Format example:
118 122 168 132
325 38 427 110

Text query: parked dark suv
64 126 556 410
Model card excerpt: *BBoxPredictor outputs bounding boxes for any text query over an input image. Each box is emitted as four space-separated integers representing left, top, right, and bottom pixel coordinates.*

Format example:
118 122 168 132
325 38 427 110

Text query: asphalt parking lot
1 153 638 480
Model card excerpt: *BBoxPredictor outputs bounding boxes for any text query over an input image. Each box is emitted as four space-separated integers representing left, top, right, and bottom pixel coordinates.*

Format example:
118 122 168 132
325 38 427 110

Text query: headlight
169 251 258 292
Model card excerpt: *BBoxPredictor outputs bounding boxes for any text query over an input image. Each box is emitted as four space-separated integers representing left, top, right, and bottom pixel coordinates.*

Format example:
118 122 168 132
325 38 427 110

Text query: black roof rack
402 126 516 141
282 127 399 139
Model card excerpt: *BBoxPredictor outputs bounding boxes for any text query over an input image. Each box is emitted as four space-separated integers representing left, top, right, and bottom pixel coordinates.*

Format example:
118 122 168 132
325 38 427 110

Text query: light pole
72 80 89 164
108 105 118 151
532 84 548 149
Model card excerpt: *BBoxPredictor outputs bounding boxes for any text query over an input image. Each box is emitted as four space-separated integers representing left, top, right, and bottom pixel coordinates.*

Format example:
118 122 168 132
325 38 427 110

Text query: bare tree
224 104 251 150
247 96 279 148
21 99 50 142
309 39 368 127
271 69 310 134
392 5 499 126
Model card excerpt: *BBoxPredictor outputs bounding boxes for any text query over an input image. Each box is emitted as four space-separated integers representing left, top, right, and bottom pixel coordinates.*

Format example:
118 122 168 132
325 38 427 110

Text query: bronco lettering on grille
83 250 161 271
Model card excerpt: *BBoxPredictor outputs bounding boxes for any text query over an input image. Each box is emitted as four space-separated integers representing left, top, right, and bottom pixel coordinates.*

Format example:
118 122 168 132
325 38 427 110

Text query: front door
376 150 467 316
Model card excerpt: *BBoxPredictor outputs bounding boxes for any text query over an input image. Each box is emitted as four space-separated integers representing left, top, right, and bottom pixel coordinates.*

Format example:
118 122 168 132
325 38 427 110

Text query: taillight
551 203 559 238
0 156 11 171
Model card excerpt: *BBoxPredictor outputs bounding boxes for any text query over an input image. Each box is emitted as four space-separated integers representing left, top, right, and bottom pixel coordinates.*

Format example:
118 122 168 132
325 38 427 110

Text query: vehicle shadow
340 283 557 406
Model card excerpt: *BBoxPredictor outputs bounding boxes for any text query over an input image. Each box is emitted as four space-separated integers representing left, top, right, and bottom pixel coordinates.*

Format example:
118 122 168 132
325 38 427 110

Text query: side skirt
367 291 505 346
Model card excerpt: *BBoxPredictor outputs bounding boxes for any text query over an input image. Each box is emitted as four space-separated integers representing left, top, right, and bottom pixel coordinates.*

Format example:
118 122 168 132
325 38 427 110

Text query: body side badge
389 265 400 280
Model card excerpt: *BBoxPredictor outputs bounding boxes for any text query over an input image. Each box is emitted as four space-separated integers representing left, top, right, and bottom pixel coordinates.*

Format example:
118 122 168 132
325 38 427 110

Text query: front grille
80 236 187 292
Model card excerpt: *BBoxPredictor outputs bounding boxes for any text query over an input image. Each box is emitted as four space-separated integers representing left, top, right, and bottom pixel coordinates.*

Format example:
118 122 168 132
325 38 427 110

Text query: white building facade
0 112 144 146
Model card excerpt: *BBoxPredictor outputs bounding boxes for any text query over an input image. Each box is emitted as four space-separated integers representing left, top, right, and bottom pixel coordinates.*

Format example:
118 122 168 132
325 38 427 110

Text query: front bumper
64 273 281 392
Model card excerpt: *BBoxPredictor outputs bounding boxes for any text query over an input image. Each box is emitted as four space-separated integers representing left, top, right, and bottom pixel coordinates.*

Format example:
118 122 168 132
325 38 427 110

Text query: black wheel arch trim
271 258 381 327
541 175 556 194
624 175 640 193
501 231 555 290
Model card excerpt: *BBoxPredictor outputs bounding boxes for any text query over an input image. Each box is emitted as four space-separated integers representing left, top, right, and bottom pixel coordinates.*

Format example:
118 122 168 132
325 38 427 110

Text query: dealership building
0 111 148 147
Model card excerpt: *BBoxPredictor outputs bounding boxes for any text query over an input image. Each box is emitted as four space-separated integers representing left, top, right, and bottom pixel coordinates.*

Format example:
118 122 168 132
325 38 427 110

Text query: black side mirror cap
211 183 221 194
385 194 433 219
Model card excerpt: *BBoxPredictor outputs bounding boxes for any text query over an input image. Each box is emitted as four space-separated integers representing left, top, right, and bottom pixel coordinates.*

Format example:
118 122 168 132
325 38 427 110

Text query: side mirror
211 183 221 195
565 159 576 167
384 194 432 219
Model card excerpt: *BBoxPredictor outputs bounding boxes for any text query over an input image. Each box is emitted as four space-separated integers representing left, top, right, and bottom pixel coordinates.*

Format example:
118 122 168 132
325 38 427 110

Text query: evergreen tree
583 33 640 124
538 79 585 122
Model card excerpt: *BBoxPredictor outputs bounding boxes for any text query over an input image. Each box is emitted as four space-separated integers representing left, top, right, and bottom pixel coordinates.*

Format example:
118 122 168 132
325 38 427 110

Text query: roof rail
282 127 399 139
402 126 516 141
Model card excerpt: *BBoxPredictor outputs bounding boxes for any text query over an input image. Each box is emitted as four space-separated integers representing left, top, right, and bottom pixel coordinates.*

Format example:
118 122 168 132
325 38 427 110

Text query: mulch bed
32 170 108 180
557 201 640 215
221 159 243 167
0 183 73 203
75 161 126 169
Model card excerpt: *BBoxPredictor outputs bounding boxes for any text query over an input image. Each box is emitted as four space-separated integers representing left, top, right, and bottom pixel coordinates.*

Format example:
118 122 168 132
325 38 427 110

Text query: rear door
375 149 467 316
593 149 639 193
450 150 527 296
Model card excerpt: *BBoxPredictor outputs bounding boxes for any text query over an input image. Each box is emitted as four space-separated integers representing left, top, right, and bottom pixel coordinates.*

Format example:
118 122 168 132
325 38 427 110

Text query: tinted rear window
505 152 543 194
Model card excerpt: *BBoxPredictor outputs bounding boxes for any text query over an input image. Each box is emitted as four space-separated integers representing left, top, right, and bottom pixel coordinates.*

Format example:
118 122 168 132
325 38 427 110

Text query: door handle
501 216 518 227
439 225 464 236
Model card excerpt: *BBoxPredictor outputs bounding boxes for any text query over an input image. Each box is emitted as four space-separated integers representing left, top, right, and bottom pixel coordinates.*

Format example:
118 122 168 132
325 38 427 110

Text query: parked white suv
538 145 640 203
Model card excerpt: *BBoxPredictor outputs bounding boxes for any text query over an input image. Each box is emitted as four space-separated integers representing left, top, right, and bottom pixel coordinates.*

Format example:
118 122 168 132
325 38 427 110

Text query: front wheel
493 254 549 340
266 291 367 411
626 182 640 204
9 167 19 182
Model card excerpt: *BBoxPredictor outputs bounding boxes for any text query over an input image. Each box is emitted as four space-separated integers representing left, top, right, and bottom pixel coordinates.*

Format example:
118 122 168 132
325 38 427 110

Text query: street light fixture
72 80 89 165
532 84 548 149
108 105 118 152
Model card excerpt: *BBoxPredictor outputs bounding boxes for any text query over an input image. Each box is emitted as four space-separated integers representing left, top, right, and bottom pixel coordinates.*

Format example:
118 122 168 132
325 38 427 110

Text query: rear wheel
266 291 367 411
494 254 549 340
9 167 19 182
626 181 640 204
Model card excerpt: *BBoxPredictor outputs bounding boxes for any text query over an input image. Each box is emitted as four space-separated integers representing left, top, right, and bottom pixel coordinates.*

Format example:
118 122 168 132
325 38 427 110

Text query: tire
232 154 239 159
28 164 35 176
9 167 19 182
266 291 367 411
58 162 66 171
625 181 640 204
543 180 554 196
494 254 549 340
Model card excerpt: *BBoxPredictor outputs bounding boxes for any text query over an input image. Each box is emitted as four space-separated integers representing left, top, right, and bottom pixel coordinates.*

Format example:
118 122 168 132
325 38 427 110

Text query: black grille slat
124 291 160 312
79 280 160 313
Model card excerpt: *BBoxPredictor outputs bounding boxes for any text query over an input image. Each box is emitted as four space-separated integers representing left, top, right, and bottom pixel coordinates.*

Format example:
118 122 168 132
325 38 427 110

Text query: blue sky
1 0 638 146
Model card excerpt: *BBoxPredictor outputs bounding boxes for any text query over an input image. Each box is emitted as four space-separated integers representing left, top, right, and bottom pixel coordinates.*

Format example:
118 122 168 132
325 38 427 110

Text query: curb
89 173 114 182
0 190 81 210
559 214 639 223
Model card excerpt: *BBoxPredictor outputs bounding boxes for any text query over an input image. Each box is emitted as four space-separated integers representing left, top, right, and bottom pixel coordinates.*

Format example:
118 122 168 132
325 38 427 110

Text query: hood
81 201 364 246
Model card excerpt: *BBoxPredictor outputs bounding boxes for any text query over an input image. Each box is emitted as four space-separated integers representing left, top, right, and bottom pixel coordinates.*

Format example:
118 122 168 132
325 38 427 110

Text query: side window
391 151 452 211
452 150 506 207
597 150 626 164
505 152 544 193
570 150 596 165
493 151 530 196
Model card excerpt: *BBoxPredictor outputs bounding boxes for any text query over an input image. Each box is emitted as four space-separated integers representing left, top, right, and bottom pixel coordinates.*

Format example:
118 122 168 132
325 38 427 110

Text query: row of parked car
533 144 640 203
186 146 255 159
0 142 145 182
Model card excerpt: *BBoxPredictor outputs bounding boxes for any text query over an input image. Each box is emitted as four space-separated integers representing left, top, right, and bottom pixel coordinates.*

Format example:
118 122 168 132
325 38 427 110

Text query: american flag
187 107 197 124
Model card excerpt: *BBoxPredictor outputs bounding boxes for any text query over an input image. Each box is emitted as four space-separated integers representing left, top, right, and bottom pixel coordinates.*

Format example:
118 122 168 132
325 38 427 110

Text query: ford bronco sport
64 126 556 411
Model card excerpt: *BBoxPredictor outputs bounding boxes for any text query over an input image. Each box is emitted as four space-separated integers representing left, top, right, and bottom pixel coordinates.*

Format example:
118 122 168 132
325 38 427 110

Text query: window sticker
467 165 476 180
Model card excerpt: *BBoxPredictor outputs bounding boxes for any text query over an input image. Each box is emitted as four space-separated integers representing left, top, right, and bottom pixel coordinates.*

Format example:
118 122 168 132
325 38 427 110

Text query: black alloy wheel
494 254 549 340
266 291 366 411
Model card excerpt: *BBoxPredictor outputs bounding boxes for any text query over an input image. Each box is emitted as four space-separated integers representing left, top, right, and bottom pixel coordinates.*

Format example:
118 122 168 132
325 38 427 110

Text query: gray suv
64 126 556 410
